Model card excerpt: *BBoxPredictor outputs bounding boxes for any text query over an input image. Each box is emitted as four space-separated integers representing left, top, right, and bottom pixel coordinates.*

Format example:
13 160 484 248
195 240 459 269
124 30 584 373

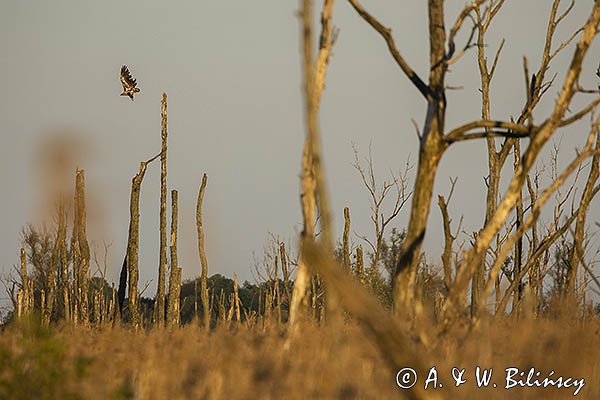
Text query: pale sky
1 1 599 308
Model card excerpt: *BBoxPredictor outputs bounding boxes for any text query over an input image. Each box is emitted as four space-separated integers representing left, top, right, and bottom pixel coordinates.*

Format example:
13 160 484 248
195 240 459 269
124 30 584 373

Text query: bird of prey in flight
120 65 140 101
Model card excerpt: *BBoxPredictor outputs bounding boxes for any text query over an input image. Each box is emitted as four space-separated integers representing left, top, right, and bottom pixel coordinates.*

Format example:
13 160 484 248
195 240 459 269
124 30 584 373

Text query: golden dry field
0 316 599 399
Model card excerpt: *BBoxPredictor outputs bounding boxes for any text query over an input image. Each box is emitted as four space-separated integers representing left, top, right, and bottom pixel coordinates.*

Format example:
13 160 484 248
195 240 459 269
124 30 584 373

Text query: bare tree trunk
473 4 505 313
217 290 225 324
289 0 337 328
513 141 525 313
109 284 116 323
525 176 540 315
438 190 455 293
57 199 70 321
347 0 452 314
19 247 28 316
356 245 364 284
279 242 291 304
567 121 600 299
194 279 198 319
46 203 62 323
226 294 235 325
127 153 160 329
274 255 281 323
75 169 90 325
233 272 241 323
167 189 181 327
288 139 316 327
156 93 168 326
342 207 351 272
196 173 210 331
446 5 600 320
488 134 600 317
92 290 99 324
71 197 80 324
40 289 46 321
394 0 447 316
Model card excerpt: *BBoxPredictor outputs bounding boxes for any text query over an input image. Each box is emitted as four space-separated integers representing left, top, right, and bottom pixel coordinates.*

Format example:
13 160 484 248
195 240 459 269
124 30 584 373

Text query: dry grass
0 316 598 400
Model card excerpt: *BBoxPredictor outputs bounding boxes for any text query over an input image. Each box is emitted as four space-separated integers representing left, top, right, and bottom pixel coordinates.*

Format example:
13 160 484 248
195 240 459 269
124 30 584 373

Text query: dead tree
289 0 336 328
127 152 161 328
233 272 241 323
19 247 29 317
437 178 460 293
274 254 282 323
279 242 292 304
472 0 506 311
471 0 584 314
155 93 168 326
342 207 351 272
346 0 600 315
356 244 364 284
567 118 600 298
167 189 181 327
45 209 61 324
56 198 69 321
353 143 410 273
74 169 90 325
196 173 210 331
449 5 600 322
480 126 600 318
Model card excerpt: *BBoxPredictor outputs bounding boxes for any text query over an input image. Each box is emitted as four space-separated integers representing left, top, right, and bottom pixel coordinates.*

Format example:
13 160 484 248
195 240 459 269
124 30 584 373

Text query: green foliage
0 319 83 400
178 274 290 324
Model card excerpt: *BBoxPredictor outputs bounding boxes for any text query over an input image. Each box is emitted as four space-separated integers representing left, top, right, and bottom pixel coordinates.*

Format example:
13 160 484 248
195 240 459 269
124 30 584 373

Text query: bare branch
445 130 529 144
481 128 600 315
346 0 431 98
559 97 600 127
445 120 532 142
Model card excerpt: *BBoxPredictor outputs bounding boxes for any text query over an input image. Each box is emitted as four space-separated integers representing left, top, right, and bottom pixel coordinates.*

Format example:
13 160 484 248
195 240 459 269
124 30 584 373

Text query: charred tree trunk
117 254 127 317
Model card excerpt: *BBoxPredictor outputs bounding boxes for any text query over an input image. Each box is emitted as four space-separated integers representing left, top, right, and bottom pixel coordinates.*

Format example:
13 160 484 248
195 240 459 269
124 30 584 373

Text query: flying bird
120 65 140 101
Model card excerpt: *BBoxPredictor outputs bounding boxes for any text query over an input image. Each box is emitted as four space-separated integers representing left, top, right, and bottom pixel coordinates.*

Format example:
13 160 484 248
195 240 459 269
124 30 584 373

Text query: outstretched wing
120 65 138 89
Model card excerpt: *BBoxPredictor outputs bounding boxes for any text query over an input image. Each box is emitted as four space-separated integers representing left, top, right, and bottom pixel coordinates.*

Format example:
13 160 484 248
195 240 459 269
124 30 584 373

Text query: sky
0 1 599 309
